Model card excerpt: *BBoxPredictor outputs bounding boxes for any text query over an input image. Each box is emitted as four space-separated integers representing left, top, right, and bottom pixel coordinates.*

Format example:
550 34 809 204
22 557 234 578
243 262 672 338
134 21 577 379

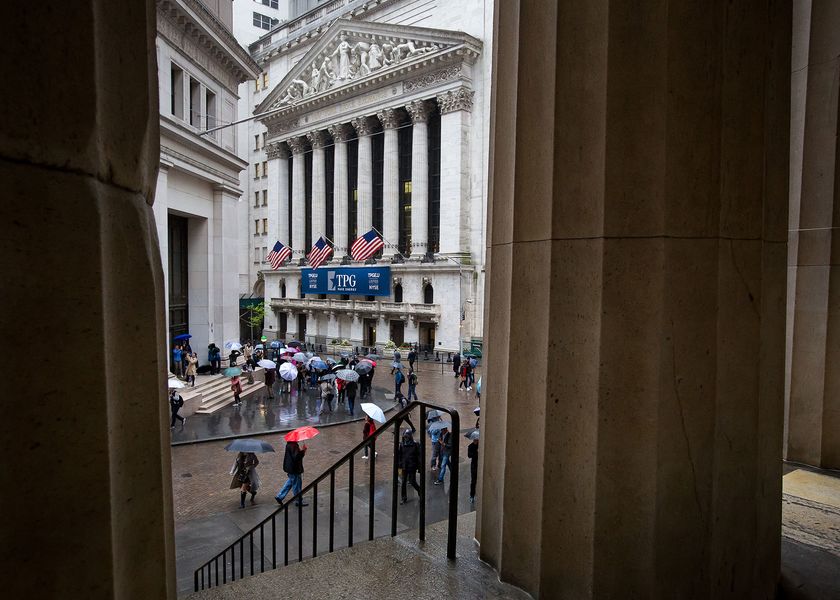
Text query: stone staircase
180 356 267 415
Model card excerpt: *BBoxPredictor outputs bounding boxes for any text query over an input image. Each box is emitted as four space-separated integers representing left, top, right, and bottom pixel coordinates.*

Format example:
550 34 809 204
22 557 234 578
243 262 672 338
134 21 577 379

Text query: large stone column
288 136 307 261
378 108 400 259
479 1 790 598
307 130 328 243
352 116 374 236
267 142 290 245
786 0 840 469
329 123 350 258
437 87 473 257
212 184 242 346
406 100 432 259
1 1 174 596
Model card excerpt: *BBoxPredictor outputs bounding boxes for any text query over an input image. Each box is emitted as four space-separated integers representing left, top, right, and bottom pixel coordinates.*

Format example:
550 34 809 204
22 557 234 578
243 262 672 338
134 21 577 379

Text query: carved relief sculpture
332 34 352 80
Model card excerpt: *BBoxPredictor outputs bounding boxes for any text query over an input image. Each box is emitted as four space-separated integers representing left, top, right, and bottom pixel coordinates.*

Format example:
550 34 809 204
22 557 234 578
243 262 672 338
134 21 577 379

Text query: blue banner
301 266 391 296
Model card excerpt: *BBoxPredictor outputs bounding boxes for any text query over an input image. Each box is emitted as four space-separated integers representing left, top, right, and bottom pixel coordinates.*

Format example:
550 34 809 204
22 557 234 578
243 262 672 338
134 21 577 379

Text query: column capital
376 107 402 129
328 123 352 143
351 115 376 136
307 130 328 149
287 136 307 155
266 142 289 160
437 86 475 114
406 99 433 123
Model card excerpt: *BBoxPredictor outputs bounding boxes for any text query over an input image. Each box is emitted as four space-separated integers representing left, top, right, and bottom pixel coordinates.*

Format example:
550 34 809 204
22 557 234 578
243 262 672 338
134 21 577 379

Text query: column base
365 257 378 265
420 252 436 263
341 255 352 265
390 255 405 264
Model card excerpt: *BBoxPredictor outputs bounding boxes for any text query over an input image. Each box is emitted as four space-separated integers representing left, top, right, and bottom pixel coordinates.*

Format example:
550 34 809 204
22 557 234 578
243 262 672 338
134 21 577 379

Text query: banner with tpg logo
300 266 391 296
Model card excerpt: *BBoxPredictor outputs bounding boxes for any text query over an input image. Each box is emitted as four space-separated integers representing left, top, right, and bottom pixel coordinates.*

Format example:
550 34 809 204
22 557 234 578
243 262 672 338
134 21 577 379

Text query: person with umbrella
275 431 314 507
361 414 377 459
345 379 358 415
244 341 253 367
319 377 335 415
169 388 186 428
230 374 243 406
185 351 198 387
467 430 479 503
228 347 241 368
230 451 260 508
433 423 452 486
427 411 442 471
398 428 421 504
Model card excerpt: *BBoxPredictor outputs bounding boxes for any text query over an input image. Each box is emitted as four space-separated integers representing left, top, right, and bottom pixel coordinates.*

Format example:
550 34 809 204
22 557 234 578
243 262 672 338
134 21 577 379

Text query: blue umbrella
174 333 192 341
224 439 275 453
311 359 328 370
223 367 242 377
428 420 451 433
270 341 282 349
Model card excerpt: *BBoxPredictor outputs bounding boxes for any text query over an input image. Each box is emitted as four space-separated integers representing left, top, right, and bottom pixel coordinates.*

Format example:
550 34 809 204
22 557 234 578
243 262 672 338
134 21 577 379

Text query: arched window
423 283 434 304
394 283 403 303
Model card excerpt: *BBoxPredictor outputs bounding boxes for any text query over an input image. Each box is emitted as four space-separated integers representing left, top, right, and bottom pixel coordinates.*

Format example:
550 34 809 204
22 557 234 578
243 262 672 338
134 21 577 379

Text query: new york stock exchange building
243 1 491 355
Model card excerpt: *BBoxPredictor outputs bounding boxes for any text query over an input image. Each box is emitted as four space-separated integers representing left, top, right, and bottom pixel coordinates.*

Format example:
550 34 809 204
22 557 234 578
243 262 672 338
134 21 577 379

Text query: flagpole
371 226 409 261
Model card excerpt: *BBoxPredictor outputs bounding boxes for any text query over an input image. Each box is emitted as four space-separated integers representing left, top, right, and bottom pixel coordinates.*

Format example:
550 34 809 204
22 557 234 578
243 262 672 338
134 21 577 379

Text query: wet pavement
172 363 481 596
170 380 397 444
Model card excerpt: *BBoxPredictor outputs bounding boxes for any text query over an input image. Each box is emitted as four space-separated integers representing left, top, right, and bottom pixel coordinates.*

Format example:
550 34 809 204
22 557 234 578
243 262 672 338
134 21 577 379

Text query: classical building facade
240 0 492 353
153 0 260 362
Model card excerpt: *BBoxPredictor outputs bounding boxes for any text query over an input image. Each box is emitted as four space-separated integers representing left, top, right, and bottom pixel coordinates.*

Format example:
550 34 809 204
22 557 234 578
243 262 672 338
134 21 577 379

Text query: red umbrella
284 426 320 442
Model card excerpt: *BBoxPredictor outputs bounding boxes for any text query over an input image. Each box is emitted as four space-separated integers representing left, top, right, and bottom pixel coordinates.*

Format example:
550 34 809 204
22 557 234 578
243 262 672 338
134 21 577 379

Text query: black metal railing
193 401 460 592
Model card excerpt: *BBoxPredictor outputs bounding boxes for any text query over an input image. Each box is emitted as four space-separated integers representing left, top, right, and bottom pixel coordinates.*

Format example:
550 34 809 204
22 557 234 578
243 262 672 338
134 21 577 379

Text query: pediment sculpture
271 33 442 109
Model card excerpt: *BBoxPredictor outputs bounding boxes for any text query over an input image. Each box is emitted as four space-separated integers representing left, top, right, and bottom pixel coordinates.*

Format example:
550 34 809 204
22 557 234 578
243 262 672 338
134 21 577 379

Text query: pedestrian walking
398 429 421 504
264 366 276 399
319 379 334 414
296 365 305 393
185 352 198 387
231 376 243 406
428 414 442 471
336 377 346 406
345 380 357 415
230 452 260 508
396 392 416 432
407 368 418 401
244 342 253 367
453 353 461 378
274 441 308 506
208 344 222 375
434 425 452 485
169 389 185 428
408 349 416 371
468 435 479 503
172 344 183 378
362 415 377 459
394 367 405 398
458 362 469 390
468 356 478 388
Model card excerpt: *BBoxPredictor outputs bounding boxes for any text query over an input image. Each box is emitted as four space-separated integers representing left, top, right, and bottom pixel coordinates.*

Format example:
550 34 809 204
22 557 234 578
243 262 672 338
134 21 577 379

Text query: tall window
423 283 434 304
254 163 261 178
262 72 269 88
205 89 216 130
262 190 268 206
262 218 268 234
254 191 260 207
325 144 335 244
253 12 278 30
254 134 261 150
170 64 184 119
188 77 201 127
398 124 413 255
394 284 403 303
259 0 279 9
347 137 359 248
254 220 259 236
262 161 268 177
427 109 441 253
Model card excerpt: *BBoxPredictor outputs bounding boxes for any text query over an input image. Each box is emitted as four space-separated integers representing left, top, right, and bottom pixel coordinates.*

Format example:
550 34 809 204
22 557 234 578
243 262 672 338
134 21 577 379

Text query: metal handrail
193 401 460 592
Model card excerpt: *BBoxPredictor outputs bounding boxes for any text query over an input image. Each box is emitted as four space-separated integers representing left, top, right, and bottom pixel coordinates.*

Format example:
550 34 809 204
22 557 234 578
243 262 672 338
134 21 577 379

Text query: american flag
350 229 384 262
307 236 333 269
266 241 292 269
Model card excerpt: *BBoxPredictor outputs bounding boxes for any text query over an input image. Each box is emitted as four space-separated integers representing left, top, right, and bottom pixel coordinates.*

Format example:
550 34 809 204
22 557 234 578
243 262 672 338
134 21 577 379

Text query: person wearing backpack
407 368 418 401
394 367 405 398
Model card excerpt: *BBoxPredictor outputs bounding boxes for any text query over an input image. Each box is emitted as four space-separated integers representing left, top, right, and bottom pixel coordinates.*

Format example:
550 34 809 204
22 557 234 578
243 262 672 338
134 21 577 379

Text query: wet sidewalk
171 381 397 445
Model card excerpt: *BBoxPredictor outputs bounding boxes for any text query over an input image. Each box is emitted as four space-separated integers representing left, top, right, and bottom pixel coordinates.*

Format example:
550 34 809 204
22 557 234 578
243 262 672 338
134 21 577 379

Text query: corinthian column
437 87 473 257
287 136 307 262
329 123 351 259
406 100 433 259
266 142 290 245
307 130 328 245
352 116 374 237
377 108 401 259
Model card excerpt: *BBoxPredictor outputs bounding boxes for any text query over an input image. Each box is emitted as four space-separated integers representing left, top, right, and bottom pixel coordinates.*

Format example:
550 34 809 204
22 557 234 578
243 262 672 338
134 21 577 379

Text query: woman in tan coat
185 352 198 387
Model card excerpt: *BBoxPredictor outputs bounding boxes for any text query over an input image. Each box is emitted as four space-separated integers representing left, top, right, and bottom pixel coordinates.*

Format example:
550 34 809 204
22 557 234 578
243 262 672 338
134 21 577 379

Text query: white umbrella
224 340 242 351
306 355 322 365
258 359 277 369
168 378 187 389
336 369 359 382
279 362 298 381
361 402 386 423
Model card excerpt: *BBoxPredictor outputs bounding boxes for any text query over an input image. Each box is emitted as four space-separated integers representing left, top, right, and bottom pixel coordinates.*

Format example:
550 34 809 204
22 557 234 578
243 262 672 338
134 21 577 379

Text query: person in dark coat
275 441 308 506
408 349 417 371
264 367 276 399
362 415 376 458
468 437 479 503
453 353 461 378
398 429 421 504
345 380 358 415
230 452 259 508
434 426 452 485
169 389 185 428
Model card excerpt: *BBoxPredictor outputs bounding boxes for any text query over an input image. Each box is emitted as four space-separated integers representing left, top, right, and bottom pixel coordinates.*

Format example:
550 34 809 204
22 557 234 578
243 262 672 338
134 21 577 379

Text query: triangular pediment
255 18 481 114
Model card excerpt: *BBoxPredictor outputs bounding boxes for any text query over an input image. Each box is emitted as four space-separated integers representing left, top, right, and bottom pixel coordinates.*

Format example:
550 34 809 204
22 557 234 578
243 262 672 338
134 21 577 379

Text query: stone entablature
157 0 260 91
270 297 440 323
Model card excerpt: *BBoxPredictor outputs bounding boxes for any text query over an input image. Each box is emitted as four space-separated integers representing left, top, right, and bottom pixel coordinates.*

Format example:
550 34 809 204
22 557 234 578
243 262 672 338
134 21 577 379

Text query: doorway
364 318 377 347
298 314 307 341
390 320 405 346
419 322 436 353
168 215 189 363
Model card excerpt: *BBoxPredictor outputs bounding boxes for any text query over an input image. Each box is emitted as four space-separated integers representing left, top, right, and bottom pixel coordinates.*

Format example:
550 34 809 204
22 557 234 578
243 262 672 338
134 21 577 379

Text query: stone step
195 381 265 414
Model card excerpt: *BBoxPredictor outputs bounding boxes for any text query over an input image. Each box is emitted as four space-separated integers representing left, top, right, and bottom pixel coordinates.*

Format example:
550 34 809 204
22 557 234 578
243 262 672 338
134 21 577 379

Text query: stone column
2 1 174 596
375 314 390 348
285 311 298 339
786 0 840 469
326 311 340 340
437 87 473 257
352 116 374 236
307 130 328 243
378 108 401 259
479 2 790 598
212 184 242 346
406 100 432 259
267 142 290 245
288 136 307 262
329 123 350 258
350 314 364 347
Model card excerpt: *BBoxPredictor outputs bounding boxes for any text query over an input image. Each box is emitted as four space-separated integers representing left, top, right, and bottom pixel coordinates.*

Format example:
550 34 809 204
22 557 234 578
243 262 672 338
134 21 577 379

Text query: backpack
409 372 417 386
395 370 404 384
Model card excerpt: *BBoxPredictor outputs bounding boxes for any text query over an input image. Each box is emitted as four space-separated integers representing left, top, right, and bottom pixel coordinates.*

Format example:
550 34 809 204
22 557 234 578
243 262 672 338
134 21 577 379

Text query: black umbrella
224 439 275 453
